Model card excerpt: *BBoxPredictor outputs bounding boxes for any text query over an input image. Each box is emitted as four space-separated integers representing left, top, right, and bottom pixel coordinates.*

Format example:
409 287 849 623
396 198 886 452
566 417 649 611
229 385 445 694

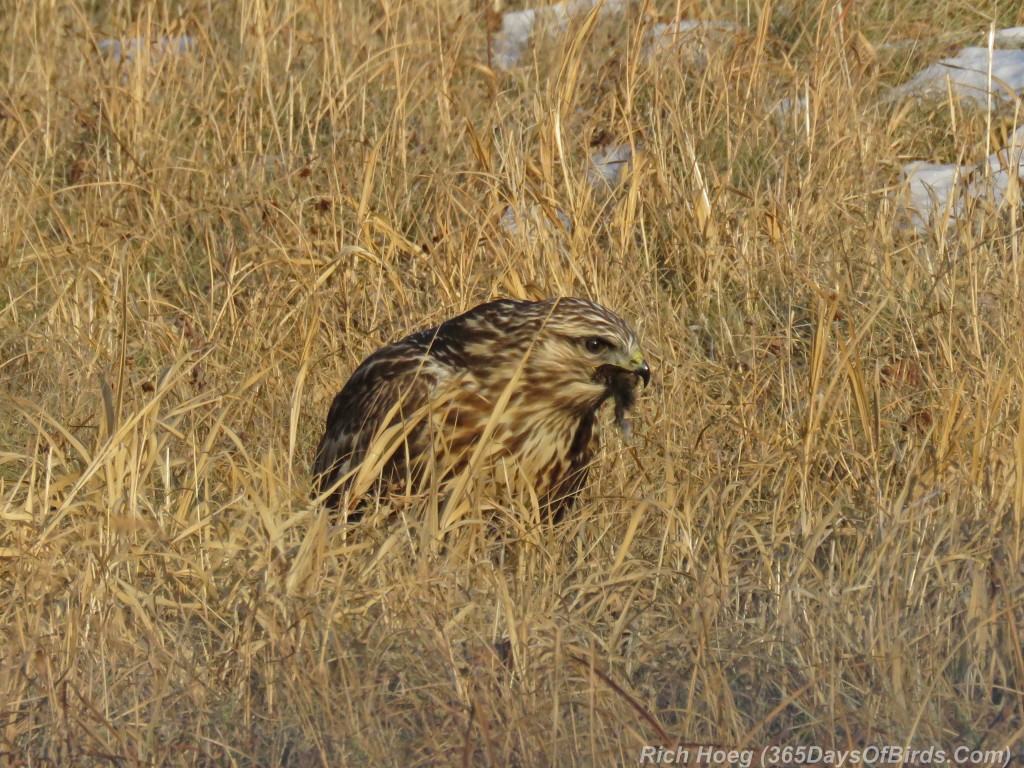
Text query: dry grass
2 0 1024 764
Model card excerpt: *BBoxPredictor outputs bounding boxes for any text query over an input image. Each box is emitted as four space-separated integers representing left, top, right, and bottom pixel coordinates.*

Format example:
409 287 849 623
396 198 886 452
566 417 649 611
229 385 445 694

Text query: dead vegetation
2 0 1023 764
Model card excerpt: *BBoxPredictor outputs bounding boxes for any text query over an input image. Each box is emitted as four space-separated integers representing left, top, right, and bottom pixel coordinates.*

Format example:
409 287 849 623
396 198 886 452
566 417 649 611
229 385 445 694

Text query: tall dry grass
2 0 1024 763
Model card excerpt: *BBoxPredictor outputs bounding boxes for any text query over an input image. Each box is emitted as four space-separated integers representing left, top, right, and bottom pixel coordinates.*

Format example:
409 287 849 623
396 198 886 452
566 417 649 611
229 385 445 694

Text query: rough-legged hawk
313 297 650 521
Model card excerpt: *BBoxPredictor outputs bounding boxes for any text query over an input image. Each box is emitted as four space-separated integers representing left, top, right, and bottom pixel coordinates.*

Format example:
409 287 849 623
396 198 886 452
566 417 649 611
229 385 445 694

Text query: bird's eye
585 337 609 353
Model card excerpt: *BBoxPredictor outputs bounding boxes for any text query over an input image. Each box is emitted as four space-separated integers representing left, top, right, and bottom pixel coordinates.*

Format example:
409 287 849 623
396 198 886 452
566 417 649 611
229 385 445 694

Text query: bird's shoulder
320 300 537 456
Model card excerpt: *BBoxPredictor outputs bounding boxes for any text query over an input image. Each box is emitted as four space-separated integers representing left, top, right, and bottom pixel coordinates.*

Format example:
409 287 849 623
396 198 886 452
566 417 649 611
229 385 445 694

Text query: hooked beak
634 359 651 388
626 348 650 387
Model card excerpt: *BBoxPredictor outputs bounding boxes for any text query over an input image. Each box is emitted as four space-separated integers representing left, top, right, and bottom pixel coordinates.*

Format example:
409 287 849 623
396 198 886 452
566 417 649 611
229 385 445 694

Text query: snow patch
491 0 625 70
902 126 1024 231
993 27 1024 46
644 19 739 68
98 35 197 65
499 204 573 239
588 143 633 186
898 46 1024 105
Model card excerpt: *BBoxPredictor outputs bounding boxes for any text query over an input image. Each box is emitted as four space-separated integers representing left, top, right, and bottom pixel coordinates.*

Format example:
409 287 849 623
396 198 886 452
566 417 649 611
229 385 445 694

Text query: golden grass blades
4 0 1024 761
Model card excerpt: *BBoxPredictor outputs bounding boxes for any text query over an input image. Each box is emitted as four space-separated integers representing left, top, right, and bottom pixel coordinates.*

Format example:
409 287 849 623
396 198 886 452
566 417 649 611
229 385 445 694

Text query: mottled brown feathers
313 297 650 522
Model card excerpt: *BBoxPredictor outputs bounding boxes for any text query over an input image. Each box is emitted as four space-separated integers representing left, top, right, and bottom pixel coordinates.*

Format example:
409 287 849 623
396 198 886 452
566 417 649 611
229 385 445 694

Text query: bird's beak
630 350 651 388
634 359 651 388
595 350 650 394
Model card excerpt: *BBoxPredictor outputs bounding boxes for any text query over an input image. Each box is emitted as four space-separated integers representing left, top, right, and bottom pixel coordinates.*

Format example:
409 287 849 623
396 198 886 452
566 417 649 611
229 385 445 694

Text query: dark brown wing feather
312 306 488 515
313 342 444 514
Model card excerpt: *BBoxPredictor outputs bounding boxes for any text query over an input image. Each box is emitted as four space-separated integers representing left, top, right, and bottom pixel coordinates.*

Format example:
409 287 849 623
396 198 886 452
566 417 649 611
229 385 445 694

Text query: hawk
313 297 650 522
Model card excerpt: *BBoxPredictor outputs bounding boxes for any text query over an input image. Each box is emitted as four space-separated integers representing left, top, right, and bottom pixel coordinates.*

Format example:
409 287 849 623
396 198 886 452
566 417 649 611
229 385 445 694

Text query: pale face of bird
475 297 650 420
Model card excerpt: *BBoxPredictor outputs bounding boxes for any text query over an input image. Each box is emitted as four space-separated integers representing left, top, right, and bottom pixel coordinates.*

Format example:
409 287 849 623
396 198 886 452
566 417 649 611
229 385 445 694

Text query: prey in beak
596 351 651 439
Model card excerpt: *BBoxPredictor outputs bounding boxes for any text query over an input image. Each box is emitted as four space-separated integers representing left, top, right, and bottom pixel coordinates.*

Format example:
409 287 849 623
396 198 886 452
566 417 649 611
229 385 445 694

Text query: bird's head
512 298 650 434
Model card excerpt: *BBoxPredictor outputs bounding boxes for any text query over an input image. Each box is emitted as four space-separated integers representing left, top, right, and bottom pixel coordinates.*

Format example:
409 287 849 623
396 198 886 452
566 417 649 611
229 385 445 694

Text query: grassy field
2 0 1024 763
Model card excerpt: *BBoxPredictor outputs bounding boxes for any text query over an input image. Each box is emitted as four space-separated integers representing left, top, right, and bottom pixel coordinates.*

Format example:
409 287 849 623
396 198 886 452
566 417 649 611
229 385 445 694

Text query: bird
312 297 650 523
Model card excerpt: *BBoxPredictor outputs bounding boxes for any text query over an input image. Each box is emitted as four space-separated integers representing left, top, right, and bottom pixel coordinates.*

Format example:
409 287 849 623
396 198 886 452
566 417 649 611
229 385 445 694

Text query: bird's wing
313 342 453 505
